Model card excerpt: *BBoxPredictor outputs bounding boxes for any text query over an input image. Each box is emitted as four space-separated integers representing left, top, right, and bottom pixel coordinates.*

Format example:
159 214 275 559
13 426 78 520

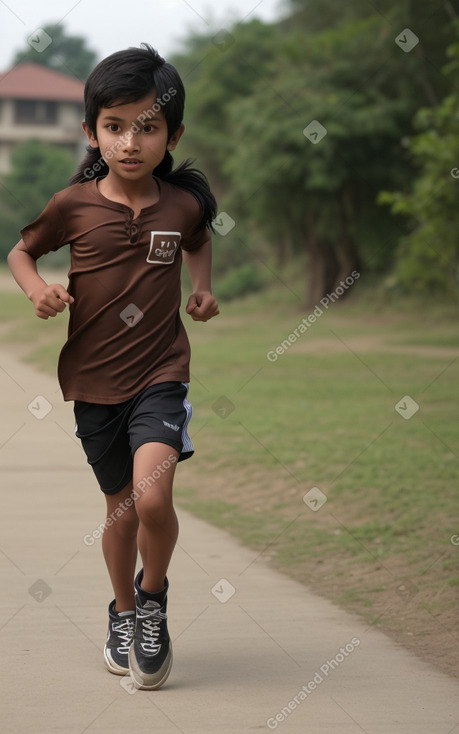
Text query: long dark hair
70 44 216 231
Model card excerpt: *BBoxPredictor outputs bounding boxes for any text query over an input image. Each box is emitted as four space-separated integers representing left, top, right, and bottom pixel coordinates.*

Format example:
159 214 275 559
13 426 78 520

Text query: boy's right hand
30 284 74 320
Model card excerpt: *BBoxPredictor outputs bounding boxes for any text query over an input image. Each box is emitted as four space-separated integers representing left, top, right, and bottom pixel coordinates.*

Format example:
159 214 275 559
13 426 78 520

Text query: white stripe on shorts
181 382 194 455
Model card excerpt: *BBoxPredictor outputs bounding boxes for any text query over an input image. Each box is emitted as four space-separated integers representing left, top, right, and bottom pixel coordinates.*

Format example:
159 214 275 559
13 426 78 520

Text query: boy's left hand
186 291 219 322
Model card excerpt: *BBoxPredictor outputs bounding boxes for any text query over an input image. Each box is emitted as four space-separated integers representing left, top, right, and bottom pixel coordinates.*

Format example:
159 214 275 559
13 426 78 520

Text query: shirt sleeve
180 193 212 252
20 195 69 259
181 223 212 252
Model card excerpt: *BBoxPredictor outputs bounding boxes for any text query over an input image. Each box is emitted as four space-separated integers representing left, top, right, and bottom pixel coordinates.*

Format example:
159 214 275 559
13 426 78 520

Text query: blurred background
0 0 458 304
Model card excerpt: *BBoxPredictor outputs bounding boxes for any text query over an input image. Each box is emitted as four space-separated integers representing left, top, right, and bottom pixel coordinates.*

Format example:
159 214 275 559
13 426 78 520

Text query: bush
214 263 265 301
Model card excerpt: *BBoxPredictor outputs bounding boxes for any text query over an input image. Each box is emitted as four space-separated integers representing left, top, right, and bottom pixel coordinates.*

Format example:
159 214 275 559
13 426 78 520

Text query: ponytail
156 152 217 232
70 148 216 232
69 145 108 185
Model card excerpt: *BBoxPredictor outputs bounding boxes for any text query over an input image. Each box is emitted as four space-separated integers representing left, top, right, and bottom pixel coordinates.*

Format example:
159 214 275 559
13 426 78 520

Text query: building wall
0 99 86 174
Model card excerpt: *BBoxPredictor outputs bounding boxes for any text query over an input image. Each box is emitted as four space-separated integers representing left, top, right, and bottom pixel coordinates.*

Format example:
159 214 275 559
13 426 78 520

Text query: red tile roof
0 62 84 102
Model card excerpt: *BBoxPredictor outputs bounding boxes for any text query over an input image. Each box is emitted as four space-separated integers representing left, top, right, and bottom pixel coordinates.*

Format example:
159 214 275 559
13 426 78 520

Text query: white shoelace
138 608 167 655
113 617 135 654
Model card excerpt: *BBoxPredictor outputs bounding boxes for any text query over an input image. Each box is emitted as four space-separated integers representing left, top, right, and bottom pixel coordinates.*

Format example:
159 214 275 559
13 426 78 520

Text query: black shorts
74 382 193 495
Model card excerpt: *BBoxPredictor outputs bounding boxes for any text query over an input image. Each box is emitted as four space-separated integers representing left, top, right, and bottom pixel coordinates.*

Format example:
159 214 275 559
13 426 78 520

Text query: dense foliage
0 140 75 264
172 0 459 303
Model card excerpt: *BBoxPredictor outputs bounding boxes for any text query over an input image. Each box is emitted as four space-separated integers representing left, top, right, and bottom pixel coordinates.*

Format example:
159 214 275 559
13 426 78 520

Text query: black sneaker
129 571 173 690
104 600 135 675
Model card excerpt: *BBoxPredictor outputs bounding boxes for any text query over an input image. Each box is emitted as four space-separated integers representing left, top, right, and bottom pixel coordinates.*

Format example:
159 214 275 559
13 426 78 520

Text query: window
14 100 58 125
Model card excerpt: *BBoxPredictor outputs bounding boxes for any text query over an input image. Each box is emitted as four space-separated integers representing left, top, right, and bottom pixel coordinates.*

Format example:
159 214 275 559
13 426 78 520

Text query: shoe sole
128 644 173 690
104 646 129 676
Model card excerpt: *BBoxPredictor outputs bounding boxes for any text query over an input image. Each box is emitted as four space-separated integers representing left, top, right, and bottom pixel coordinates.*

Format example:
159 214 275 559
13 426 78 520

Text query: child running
7 44 219 690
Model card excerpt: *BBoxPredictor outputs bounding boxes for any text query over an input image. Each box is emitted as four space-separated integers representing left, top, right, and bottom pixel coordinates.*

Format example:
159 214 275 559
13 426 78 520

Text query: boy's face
83 93 184 183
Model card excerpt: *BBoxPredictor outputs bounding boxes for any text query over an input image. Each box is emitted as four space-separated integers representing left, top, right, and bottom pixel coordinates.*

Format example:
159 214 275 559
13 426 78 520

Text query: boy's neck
97 173 159 217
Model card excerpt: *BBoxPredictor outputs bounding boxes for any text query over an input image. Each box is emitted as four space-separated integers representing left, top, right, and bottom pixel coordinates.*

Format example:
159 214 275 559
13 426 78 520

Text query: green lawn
183 287 457 559
1 270 458 676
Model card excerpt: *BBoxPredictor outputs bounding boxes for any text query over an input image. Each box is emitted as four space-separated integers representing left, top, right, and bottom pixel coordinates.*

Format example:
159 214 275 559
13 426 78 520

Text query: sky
0 0 285 71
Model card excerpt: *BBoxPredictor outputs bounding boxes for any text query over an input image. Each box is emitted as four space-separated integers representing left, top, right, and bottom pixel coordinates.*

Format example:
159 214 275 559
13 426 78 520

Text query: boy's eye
107 124 120 132
143 125 155 133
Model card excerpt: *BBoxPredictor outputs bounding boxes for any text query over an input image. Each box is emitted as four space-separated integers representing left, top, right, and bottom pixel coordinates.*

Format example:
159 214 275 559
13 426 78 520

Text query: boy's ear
82 121 98 148
167 124 185 152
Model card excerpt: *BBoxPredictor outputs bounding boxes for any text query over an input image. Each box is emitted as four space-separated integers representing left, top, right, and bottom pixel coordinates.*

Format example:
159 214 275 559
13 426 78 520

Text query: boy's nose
123 131 140 152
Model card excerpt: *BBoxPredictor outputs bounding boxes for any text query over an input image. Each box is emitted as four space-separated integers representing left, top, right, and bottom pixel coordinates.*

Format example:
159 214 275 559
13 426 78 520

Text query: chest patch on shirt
147 231 181 265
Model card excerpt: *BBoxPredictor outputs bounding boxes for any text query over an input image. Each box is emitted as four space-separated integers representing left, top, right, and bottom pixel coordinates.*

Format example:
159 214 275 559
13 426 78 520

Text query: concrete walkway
0 350 458 734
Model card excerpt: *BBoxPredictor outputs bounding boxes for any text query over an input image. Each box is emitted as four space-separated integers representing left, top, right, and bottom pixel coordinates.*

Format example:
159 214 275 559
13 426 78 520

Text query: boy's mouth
119 158 143 171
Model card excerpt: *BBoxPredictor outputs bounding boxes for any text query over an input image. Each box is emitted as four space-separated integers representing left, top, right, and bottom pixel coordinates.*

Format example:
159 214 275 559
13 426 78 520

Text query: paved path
0 350 458 734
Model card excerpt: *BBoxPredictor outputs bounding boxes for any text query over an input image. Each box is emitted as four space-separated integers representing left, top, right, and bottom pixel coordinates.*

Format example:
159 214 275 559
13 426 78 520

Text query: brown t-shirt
20 178 211 403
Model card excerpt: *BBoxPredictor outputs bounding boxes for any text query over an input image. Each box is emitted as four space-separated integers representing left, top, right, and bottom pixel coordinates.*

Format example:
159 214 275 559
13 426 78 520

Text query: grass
0 288 66 371
1 268 458 676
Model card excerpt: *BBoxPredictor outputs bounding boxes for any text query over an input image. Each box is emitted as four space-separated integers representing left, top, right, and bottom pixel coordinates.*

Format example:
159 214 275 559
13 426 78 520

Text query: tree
379 23 459 295
12 23 98 80
0 140 75 261
171 20 282 194
171 20 284 281
223 9 454 305
171 2 458 304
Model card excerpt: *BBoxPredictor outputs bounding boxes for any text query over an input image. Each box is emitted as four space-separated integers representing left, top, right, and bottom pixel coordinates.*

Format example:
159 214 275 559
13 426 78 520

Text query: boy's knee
106 501 138 538
135 490 172 524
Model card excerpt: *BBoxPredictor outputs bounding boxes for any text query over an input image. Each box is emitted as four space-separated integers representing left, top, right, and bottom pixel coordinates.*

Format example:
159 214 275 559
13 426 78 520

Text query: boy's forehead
99 94 165 121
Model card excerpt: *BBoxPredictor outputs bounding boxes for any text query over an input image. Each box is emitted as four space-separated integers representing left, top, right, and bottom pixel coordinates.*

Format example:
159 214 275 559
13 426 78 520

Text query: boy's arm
182 239 219 322
7 240 74 320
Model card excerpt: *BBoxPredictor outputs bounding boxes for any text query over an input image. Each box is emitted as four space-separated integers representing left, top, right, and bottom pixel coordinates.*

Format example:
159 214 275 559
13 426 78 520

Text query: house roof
0 62 84 103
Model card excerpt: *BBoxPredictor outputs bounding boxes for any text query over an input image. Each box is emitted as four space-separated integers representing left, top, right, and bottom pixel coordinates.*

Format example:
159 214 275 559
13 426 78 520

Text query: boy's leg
102 482 139 675
129 442 179 689
102 482 139 611
133 443 179 592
